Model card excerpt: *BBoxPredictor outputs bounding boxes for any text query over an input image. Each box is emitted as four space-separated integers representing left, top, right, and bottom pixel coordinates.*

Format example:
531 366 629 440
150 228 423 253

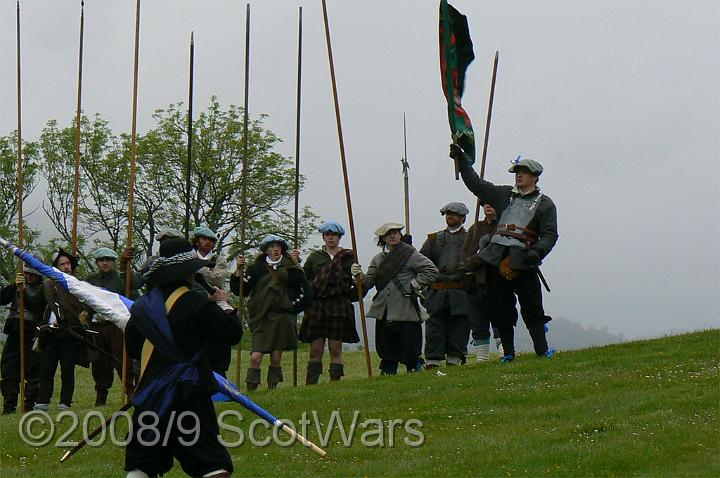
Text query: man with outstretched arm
450 145 558 362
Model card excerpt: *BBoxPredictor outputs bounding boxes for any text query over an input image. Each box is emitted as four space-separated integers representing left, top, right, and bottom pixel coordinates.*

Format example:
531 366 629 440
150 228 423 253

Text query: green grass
0 330 718 477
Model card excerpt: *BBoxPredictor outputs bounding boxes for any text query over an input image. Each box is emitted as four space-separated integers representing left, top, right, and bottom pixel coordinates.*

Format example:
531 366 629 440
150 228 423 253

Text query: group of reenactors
0 147 558 477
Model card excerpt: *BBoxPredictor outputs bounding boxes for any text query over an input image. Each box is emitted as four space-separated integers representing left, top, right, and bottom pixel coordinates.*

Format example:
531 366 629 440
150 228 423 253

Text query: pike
321 0 372 378
184 31 194 239
291 6 303 387
0 240 328 460
401 113 411 235
72 0 85 255
235 2 251 386
15 0 27 411
123 0 142 402
60 372 327 463
474 51 499 223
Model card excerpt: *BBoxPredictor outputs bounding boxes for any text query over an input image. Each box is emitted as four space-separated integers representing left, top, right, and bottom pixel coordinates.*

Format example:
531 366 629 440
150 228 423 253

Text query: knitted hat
192 226 218 242
318 221 345 236
156 228 184 242
508 156 543 176
92 247 118 261
440 202 469 216
258 234 289 252
374 222 404 237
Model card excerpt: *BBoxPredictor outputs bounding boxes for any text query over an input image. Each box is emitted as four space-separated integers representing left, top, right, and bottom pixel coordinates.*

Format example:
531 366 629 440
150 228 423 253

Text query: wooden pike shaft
402 113 410 235
292 6 303 387
321 0 372 378
123 0 141 402
235 2 250 387
16 0 27 411
60 402 133 463
185 32 194 240
474 51 499 223
72 0 85 255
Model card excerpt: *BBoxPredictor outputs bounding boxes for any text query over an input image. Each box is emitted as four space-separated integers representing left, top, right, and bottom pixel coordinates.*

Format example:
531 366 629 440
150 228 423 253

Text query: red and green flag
439 0 475 163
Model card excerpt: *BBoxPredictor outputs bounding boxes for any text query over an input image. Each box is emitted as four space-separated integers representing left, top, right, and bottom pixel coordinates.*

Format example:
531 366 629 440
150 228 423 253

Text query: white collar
266 255 282 269
447 225 464 234
197 250 214 260
323 245 341 260
511 186 540 197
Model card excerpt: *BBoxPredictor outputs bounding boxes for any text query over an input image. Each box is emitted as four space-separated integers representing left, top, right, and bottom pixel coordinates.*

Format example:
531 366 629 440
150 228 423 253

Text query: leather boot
246 368 261 391
1 379 18 414
528 323 549 356
267 366 283 389
305 361 322 385
95 389 108 406
329 363 344 382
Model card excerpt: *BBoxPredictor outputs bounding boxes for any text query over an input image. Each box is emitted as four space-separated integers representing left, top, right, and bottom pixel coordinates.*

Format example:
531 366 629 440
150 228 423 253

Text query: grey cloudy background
0 0 718 340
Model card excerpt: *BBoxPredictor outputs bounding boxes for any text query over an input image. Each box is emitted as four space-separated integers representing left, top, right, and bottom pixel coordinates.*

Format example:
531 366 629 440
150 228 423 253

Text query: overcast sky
0 0 718 339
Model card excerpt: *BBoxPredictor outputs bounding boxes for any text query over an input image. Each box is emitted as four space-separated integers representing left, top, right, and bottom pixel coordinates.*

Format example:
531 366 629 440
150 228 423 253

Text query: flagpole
235 2 250 387
185 32 194 240
291 6 302 387
16 0 27 412
123 0 141 403
401 113 410 235
474 51 499 223
321 0 372 378
72 0 85 255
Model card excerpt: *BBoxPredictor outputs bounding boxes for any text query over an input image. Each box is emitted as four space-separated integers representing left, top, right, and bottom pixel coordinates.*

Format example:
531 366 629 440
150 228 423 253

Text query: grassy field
0 330 717 477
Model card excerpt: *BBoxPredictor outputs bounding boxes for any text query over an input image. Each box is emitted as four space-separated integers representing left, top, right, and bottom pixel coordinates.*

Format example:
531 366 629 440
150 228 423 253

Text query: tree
38 115 125 267
137 96 317 258
0 132 40 281
34 98 316 265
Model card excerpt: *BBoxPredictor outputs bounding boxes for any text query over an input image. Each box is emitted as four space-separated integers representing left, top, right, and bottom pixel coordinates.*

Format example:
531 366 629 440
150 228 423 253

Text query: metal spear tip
60 450 71 462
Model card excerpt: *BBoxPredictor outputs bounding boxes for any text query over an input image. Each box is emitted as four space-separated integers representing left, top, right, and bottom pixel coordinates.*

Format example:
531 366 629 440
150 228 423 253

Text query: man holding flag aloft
452 148 558 362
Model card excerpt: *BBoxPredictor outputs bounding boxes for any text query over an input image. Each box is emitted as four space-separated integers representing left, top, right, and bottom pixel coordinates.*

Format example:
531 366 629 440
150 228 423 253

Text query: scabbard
536 268 551 293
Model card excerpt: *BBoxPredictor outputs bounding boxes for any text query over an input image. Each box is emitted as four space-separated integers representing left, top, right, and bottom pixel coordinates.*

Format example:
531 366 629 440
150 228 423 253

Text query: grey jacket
363 248 438 322
459 159 558 269
419 229 468 316
197 251 231 290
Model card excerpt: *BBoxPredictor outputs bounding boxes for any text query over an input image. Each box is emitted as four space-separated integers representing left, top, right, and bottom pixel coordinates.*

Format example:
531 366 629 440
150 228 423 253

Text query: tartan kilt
298 295 360 344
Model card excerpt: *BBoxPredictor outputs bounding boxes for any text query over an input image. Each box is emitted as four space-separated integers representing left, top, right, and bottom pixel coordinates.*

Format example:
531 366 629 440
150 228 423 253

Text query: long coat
363 247 438 322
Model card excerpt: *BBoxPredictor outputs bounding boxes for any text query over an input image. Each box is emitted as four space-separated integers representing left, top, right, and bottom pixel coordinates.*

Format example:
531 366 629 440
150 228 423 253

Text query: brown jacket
460 219 497 286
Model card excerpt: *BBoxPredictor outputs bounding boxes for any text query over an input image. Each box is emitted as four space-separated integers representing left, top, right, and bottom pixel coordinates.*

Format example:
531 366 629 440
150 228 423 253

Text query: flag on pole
0 238 131 329
439 0 476 163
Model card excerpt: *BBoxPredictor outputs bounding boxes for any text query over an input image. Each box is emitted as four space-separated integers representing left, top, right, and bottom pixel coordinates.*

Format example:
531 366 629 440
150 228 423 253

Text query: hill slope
0 330 717 477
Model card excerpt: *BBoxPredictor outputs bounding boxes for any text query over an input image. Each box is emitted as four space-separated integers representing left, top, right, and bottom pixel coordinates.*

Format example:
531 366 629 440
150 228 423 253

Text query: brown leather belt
497 223 537 247
431 282 463 290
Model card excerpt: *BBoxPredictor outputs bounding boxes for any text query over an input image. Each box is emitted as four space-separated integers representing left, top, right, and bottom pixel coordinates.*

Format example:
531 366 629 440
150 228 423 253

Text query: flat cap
259 234 289 252
318 221 345 236
156 227 184 242
508 156 543 176
440 202 469 216
92 247 118 260
374 222 405 237
192 226 218 241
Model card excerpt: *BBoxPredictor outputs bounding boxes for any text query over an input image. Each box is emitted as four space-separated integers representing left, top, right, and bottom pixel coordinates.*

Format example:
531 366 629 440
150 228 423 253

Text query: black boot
528 323 549 356
1 379 18 414
499 325 516 359
305 361 322 385
246 368 261 391
95 389 108 407
329 363 344 382
267 366 283 389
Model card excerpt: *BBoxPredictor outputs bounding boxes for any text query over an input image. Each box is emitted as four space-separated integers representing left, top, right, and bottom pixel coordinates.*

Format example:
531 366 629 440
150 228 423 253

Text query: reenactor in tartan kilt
298 221 362 384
